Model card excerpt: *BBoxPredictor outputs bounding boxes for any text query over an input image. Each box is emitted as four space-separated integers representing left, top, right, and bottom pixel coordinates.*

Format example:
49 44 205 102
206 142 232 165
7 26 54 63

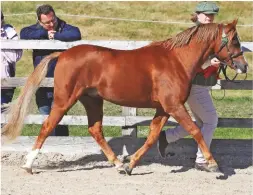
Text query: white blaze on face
236 69 243 74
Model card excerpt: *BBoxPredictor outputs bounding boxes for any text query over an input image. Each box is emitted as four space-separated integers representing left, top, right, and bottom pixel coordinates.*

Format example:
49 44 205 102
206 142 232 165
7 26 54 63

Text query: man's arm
20 26 48 40
54 25 81 41
1 25 23 64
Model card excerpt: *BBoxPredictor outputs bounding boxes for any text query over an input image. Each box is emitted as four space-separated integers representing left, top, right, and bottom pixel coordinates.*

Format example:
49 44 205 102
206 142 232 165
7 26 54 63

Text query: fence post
122 107 137 137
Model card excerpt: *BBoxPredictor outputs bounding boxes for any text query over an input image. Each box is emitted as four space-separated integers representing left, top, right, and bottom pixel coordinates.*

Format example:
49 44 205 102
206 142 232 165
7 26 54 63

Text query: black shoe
55 125 69 136
157 131 169 158
195 162 220 173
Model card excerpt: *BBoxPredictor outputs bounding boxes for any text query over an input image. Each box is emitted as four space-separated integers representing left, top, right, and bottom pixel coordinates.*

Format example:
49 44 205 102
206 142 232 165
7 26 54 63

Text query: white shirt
1 24 23 88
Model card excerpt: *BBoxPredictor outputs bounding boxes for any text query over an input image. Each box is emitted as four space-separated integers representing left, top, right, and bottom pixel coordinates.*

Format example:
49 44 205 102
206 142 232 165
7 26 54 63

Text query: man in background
20 4 81 136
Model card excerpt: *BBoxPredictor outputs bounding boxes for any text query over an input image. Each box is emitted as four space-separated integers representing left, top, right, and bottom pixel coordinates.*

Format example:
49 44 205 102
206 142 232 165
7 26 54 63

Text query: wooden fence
1 40 253 137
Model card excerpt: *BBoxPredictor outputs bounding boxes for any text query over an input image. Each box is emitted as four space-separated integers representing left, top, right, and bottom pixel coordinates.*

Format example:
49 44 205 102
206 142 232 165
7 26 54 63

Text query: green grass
213 128 252 139
2 1 253 40
2 1 253 139
21 125 122 137
138 127 252 140
21 125 252 140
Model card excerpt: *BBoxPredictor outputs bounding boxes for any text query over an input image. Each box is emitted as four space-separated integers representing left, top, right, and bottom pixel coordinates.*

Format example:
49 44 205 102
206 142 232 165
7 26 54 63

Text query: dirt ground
1 151 252 195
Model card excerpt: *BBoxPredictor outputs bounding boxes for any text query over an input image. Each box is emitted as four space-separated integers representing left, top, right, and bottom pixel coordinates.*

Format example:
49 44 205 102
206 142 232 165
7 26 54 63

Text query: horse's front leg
121 108 169 175
166 104 219 171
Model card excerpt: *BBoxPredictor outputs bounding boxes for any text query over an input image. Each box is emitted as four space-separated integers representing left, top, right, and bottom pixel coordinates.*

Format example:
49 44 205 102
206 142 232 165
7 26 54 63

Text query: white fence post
122 107 137 137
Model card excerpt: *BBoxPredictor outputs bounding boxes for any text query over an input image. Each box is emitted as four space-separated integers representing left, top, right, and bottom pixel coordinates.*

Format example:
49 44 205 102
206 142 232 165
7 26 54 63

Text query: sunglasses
39 16 57 26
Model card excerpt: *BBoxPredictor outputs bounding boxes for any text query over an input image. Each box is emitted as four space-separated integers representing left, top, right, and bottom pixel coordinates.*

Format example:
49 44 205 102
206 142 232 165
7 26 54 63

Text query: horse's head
214 19 248 73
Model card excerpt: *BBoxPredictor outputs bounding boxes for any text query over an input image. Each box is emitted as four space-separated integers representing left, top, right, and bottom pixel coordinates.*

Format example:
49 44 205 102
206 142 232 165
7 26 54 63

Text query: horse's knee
39 120 51 135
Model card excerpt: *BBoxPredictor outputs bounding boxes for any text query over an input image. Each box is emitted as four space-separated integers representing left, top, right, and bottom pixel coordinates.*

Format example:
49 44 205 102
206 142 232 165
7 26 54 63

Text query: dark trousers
36 87 69 136
1 88 15 113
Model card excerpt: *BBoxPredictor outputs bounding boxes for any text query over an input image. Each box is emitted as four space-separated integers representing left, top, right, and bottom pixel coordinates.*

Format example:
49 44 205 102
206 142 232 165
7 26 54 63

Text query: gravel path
1 151 252 195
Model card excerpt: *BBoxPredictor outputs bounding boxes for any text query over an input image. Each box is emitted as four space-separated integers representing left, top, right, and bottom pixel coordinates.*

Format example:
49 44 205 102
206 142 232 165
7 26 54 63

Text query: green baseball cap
195 1 219 14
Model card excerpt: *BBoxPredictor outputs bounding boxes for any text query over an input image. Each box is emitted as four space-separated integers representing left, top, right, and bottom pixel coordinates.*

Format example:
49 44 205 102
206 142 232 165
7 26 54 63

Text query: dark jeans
1 88 15 113
36 87 69 136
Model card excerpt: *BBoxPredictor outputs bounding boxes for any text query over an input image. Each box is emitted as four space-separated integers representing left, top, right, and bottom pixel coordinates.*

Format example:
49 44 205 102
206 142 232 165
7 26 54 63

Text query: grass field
1 1 253 139
2 1 253 40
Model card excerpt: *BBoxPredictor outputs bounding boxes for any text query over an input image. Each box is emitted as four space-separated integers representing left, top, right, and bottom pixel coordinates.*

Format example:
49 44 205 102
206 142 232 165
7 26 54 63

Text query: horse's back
54 43 182 108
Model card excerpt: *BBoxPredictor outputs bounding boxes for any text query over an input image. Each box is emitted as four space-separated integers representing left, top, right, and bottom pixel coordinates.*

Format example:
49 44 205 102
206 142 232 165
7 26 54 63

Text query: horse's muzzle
235 63 248 74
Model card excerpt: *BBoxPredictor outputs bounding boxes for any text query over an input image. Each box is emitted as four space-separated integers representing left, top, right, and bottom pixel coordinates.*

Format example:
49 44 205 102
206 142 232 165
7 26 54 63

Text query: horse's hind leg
123 108 169 175
21 106 68 173
165 104 219 171
21 85 84 174
79 95 123 170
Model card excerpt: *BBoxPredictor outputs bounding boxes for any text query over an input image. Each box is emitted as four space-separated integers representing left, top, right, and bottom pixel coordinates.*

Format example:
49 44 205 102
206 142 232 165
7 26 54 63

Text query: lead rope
211 64 247 100
211 82 226 100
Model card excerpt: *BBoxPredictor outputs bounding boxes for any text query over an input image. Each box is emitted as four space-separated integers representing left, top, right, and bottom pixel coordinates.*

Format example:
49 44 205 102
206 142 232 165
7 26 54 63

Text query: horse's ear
225 19 238 32
227 19 238 27
231 19 238 27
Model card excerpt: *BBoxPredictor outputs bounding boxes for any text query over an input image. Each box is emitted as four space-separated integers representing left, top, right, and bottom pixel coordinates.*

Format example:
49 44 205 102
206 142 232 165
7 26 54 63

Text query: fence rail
1 114 252 128
1 40 253 51
1 40 252 137
1 77 253 90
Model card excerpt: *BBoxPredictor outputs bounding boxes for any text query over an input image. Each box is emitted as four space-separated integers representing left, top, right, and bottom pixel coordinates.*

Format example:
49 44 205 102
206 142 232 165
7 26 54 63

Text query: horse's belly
101 94 159 108
86 85 159 108
106 99 158 108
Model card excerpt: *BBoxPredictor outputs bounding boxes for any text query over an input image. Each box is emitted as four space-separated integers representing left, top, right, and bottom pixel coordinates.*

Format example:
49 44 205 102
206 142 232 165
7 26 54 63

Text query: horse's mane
150 23 220 50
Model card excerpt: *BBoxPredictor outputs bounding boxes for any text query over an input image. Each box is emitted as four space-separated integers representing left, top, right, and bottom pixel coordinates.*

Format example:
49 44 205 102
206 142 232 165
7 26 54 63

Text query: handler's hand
210 57 220 67
48 30 56 40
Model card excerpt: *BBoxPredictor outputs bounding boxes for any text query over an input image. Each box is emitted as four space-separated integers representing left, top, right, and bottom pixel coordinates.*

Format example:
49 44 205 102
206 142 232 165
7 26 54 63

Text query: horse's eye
231 34 241 47
232 40 238 44
231 36 240 46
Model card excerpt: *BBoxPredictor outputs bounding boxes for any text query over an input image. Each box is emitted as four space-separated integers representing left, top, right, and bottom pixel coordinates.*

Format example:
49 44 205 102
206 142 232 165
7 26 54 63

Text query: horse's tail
2 52 62 142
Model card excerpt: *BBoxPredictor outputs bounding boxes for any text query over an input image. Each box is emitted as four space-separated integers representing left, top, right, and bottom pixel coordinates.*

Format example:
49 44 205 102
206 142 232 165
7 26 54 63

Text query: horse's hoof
21 166 33 174
122 155 131 163
117 166 126 174
167 152 175 157
208 164 220 173
117 164 133 175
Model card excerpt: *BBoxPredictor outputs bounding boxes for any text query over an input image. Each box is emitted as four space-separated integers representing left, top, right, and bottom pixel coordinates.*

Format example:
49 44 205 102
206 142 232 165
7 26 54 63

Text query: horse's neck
174 41 215 79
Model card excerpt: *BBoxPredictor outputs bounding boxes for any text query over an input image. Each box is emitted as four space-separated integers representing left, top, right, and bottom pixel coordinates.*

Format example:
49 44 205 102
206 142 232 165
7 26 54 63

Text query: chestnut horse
2 20 248 175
